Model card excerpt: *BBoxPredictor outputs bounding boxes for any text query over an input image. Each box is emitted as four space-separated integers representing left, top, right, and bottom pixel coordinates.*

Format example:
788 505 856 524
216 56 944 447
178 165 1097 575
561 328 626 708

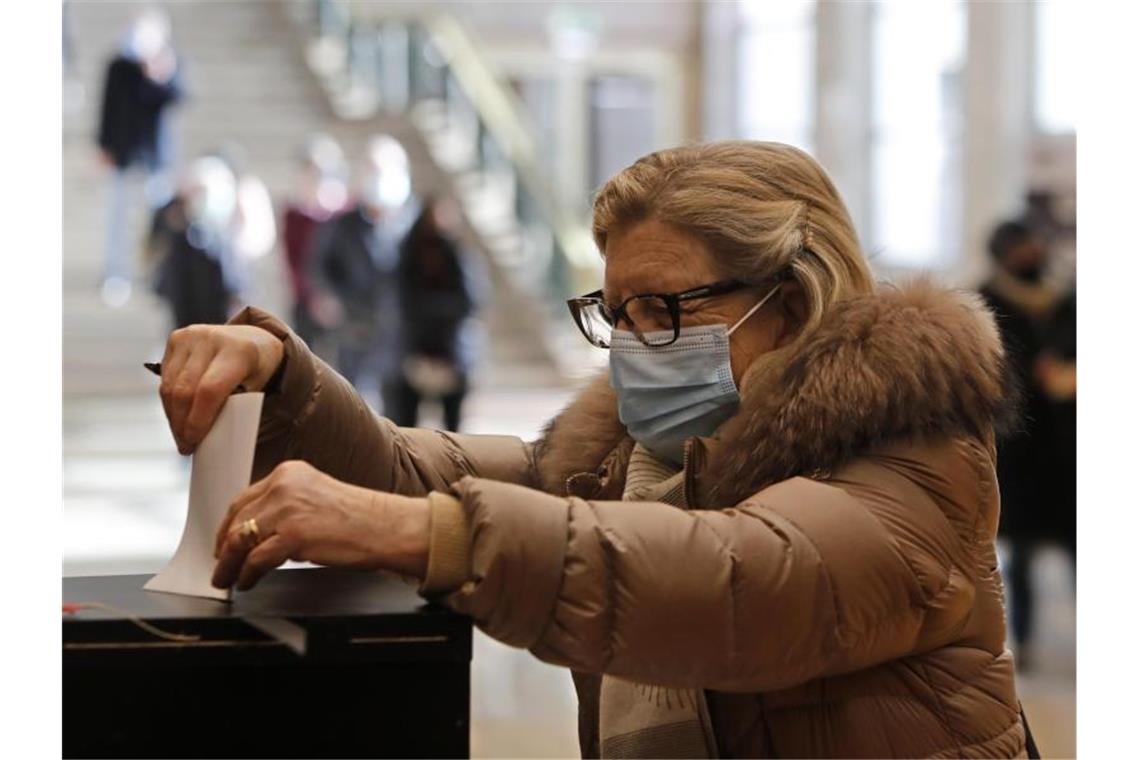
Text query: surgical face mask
609 284 780 464
1011 264 1045 284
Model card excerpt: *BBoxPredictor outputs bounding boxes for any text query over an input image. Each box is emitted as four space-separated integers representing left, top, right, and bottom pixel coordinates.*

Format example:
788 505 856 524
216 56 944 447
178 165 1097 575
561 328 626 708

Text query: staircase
63 0 580 575
63 10 584 755
63 0 568 400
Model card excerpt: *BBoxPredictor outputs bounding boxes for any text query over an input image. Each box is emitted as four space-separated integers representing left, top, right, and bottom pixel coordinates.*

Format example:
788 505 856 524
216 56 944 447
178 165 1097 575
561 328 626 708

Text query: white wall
700 0 1051 287
961 0 1035 287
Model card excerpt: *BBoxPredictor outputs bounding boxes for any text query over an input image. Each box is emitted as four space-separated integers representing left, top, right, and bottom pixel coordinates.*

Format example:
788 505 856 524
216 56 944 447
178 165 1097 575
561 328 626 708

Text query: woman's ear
775 280 807 348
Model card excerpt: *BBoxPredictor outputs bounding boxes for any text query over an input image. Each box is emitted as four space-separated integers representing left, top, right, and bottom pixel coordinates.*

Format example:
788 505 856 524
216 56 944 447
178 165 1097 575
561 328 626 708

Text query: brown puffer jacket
231 281 1026 758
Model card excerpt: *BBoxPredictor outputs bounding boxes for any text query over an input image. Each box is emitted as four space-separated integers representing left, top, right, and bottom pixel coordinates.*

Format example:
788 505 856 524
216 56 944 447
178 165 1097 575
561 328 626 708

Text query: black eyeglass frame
567 279 752 348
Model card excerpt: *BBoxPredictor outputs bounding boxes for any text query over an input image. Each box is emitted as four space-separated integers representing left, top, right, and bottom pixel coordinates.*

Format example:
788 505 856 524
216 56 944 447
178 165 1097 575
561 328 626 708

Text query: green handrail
323 0 601 302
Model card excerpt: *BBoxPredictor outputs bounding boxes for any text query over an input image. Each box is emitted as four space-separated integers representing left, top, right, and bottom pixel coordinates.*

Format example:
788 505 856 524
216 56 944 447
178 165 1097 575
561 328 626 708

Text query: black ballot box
62 567 471 759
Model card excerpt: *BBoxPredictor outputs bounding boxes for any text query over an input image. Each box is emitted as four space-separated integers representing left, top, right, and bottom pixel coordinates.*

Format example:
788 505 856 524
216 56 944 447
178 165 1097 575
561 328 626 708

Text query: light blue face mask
609 284 780 464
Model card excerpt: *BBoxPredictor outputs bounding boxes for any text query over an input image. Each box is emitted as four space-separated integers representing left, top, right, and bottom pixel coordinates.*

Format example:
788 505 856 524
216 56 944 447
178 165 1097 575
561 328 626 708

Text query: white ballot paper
145 392 265 601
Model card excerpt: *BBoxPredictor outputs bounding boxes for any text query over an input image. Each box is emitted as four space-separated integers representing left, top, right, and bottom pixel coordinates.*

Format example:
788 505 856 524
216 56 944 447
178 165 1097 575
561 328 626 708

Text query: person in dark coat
148 157 242 330
978 218 1059 664
309 135 416 410
1037 288 1077 562
281 134 348 349
386 196 484 432
96 8 183 307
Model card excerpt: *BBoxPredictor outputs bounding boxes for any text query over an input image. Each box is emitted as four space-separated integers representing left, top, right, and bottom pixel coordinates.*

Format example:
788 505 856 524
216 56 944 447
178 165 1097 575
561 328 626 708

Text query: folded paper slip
145 393 264 601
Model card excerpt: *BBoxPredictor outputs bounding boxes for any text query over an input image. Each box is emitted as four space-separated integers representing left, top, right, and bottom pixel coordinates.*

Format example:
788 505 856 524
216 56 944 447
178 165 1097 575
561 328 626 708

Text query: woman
159 141 1025 758
149 155 242 329
978 219 1058 664
387 195 483 431
308 134 415 409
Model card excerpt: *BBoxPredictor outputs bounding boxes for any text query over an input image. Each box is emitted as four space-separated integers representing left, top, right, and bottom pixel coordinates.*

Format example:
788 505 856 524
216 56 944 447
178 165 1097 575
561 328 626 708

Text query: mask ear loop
727 283 782 336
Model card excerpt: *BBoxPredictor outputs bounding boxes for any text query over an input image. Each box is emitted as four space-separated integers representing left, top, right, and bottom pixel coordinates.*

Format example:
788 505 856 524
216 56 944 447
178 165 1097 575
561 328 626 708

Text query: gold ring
240 518 262 547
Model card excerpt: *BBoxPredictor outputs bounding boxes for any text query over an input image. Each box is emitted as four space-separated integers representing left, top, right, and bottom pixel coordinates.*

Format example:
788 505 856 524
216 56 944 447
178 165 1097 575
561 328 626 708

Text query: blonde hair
592 140 874 338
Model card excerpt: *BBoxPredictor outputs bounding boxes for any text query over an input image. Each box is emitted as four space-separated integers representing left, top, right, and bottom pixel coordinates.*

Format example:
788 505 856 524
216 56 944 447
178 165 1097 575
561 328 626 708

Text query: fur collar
532 373 630 496
533 280 1014 507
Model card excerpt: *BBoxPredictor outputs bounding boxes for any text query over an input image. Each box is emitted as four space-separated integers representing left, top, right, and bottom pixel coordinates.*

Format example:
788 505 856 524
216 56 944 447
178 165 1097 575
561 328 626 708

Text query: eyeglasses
567 279 752 348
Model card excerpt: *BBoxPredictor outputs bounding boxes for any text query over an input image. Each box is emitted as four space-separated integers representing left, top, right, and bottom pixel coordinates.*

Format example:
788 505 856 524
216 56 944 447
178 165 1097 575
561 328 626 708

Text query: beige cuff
419 491 473 597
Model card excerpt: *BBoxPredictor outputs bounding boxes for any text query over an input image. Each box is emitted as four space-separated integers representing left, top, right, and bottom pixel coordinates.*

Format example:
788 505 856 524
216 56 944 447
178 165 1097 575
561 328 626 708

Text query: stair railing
296 0 605 377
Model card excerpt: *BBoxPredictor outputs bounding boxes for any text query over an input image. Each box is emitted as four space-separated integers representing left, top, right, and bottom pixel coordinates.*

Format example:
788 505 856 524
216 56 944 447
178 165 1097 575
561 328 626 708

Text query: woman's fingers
158 335 193 444
213 510 292 590
159 324 186 373
183 352 247 451
234 535 294 591
212 513 268 590
215 475 276 558
162 340 216 454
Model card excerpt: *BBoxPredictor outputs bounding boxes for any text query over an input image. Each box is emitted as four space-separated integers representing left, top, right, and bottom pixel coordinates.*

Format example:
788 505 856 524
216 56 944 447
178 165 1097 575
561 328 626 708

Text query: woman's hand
159 323 284 454
1035 353 1077 400
211 460 430 591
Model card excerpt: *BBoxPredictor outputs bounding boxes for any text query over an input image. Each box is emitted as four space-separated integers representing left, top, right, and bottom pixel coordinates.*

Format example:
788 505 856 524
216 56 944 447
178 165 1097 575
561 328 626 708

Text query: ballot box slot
64 638 285 651
350 634 451 645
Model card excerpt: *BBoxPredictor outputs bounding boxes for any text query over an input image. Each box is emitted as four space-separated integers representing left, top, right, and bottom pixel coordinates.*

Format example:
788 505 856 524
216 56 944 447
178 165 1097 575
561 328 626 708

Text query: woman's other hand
211 460 430 591
159 323 284 454
1035 352 1077 400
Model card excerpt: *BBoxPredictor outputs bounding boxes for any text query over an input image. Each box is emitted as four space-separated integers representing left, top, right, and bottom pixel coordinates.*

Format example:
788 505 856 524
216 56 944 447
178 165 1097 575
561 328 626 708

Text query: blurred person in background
158 141 1033 757
147 155 243 330
211 142 277 264
96 6 183 308
979 218 1061 668
281 134 348 350
1038 287 1077 559
310 134 417 412
1025 191 1077 570
387 196 485 431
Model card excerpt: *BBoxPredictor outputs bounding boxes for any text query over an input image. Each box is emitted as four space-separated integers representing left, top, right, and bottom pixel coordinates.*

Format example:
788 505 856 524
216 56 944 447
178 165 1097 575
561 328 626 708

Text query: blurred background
62 1 1076 757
